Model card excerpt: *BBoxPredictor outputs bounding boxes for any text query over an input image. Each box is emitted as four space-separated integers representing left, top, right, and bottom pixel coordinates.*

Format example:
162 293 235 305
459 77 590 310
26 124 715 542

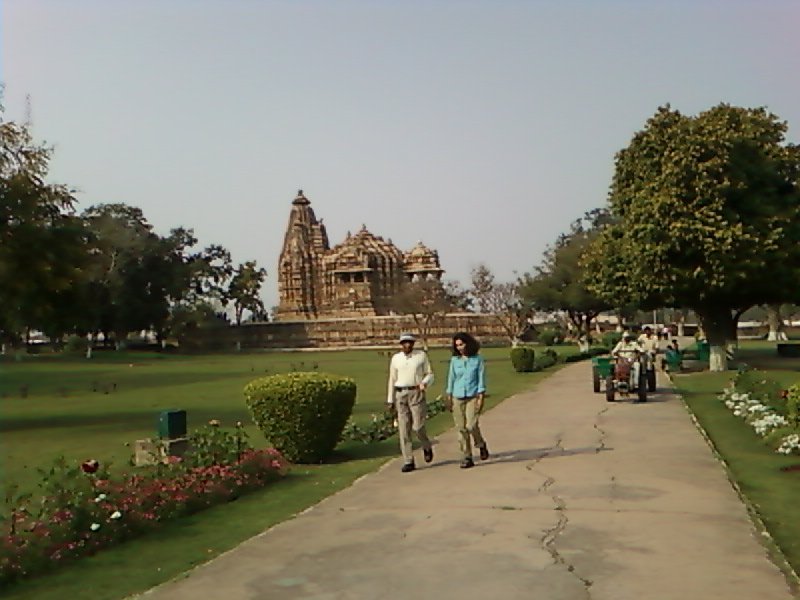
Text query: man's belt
395 385 419 391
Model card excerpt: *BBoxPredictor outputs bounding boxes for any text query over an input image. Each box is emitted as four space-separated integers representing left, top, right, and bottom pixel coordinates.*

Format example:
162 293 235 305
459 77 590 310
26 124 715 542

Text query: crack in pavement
593 406 609 453
526 436 593 597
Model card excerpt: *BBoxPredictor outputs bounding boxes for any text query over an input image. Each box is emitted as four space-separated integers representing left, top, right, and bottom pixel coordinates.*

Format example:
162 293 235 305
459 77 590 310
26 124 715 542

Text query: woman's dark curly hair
451 332 480 356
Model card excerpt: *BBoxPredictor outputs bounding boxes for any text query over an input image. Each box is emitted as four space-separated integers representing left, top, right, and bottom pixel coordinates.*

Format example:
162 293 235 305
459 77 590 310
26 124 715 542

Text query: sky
2 0 799 311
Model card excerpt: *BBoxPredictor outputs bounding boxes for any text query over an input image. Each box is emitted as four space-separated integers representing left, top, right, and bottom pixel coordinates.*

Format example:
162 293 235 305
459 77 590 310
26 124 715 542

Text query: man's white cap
622 331 633 338
399 333 416 343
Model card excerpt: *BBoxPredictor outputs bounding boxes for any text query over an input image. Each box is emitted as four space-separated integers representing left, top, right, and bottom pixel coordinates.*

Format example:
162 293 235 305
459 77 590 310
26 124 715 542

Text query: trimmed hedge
777 344 800 358
563 346 610 362
510 346 535 372
532 348 558 371
244 372 356 463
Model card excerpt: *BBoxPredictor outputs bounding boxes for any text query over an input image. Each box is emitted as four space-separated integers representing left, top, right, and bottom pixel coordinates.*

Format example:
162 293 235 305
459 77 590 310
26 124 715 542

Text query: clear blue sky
3 0 799 310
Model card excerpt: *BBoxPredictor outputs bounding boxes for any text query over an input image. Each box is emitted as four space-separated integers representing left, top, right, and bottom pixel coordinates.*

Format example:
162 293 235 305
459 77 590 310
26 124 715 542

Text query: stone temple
277 190 443 319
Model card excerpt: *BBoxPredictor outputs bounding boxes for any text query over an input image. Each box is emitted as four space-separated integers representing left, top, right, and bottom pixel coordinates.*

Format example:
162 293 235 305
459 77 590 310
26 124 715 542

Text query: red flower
81 459 100 474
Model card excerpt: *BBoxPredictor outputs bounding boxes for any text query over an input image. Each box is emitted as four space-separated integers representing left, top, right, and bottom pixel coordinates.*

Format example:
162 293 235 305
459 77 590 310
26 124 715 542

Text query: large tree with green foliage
584 104 800 370
520 211 611 345
0 116 89 346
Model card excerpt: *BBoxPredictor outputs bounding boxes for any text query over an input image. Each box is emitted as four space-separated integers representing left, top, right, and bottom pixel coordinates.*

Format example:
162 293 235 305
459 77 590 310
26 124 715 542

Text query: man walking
386 333 435 472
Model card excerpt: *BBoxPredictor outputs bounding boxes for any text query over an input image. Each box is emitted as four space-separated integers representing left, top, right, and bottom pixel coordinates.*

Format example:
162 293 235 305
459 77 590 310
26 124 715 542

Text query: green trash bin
158 409 187 439
696 341 710 362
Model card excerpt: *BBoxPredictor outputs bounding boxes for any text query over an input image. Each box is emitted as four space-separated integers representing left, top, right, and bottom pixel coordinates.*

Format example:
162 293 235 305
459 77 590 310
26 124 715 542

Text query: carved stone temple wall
183 313 510 351
276 191 443 320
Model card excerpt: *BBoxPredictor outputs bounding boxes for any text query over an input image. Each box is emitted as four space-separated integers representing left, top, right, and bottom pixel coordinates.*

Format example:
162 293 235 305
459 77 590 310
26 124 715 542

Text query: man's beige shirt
638 334 659 354
612 339 643 358
386 349 435 404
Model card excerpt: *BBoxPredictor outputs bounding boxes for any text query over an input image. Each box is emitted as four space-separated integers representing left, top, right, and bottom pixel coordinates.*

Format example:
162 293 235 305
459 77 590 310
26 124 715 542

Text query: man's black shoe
460 458 474 469
401 462 416 473
479 445 489 461
423 447 434 463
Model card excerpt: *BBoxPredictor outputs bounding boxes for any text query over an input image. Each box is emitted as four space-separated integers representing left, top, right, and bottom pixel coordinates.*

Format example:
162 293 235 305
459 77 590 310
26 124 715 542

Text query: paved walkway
141 362 796 600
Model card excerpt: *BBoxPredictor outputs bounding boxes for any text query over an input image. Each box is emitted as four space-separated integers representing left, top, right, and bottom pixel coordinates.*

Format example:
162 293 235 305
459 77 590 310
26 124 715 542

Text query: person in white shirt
638 326 660 366
386 332 435 472
611 331 644 390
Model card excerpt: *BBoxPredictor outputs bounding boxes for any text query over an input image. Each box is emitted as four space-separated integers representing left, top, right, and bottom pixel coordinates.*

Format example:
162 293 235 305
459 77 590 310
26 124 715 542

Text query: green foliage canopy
584 104 800 353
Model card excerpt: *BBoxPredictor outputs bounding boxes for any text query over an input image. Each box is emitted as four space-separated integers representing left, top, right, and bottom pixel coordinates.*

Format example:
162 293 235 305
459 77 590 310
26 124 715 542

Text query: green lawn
0 345 564 599
673 343 800 583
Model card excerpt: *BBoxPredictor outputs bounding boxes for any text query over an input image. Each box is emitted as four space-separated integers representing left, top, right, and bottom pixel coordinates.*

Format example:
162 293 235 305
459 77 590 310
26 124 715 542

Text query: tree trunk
615 309 625 332
696 308 734 372
766 304 788 341
709 346 727 372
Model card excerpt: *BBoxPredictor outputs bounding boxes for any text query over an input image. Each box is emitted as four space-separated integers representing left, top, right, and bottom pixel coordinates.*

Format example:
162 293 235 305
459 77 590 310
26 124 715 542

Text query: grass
673 342 800 583
0 345 564 599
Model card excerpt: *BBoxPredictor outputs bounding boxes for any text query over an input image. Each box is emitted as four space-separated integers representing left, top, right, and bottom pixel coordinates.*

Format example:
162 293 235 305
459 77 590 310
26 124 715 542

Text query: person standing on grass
445 332 489 469
386 332 435 473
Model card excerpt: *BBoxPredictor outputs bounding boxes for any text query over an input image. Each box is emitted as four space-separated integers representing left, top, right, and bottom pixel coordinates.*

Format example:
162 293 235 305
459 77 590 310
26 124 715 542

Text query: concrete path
141 362 796 600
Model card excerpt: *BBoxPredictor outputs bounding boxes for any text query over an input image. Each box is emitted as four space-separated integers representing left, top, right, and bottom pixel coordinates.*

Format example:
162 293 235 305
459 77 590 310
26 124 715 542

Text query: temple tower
276 190 329 319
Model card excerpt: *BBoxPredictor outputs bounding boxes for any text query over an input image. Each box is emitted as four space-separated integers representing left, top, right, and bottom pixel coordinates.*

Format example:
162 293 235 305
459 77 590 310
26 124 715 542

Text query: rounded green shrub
510 346 535 372
601 331 623 349
537 328 561 346
533 349 558 371
244 372 356 463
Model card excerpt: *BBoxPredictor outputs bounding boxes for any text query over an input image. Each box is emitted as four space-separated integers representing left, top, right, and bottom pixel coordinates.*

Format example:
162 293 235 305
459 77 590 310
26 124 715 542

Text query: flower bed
718 369 800 456
0 423 288 585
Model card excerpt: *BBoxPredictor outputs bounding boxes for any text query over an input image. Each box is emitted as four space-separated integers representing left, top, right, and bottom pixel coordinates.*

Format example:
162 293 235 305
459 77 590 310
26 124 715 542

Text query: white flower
90 523 101 531
751 414 788 436
94 493 107 503
110 510 122 520
777 434 800 455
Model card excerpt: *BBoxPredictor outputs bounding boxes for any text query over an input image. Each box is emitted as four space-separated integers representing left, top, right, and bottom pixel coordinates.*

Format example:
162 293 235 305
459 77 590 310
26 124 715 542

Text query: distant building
276 190 443 319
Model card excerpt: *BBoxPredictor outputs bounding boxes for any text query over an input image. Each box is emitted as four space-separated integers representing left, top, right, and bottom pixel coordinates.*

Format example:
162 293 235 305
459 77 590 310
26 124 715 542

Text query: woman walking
445 332 490 469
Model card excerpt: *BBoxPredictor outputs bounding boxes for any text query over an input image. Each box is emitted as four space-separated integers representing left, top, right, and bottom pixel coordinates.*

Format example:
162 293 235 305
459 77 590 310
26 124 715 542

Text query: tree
0 115 91 347
390 278 463 350
469 264 531 346
226 260 267 325
520 211 611 349
584 104 800 370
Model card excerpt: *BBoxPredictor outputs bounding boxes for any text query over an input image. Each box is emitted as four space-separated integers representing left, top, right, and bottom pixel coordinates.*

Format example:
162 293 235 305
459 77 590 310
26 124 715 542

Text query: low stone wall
184 314 510 350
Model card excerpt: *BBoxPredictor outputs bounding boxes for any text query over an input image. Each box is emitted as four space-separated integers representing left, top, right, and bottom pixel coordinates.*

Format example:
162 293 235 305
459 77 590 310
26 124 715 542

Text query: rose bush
0 422 288 585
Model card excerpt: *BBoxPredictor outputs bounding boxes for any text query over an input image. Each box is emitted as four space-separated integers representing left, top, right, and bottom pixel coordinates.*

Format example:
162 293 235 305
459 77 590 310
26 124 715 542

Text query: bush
532 349 558 371
564 346 610 363
244 372 356 463
601 331 622 349
64 335 88 354
777 343 800 357
510 346 535 372
537 328 561 346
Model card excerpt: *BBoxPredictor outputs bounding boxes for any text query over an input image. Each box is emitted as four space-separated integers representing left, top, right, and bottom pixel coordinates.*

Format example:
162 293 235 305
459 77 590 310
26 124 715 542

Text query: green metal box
158 409 187 439
592 356 613 378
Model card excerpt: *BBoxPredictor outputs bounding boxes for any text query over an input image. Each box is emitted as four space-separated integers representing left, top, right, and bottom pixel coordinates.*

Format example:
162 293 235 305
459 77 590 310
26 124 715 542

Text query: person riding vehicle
611 331 644 385
637 326 660 372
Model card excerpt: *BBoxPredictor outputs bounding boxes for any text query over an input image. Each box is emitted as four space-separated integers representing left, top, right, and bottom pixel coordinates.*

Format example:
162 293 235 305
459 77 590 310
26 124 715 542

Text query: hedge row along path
140 362 794 600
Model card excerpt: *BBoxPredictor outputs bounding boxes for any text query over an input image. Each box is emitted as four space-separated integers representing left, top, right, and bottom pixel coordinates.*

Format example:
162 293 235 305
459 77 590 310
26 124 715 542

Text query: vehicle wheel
647 369 656 392
593 367 601 393
605 376 615 402
638 375 648 402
